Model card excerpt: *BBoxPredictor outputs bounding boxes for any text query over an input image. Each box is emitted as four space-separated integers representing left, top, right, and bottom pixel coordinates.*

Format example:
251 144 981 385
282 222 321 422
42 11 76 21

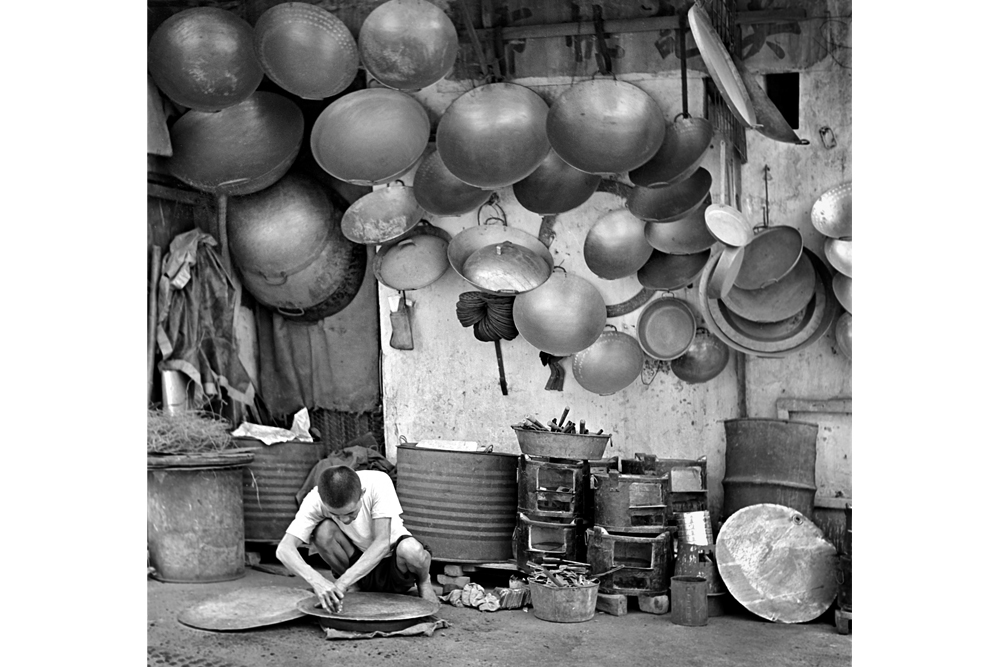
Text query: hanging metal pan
513 148 601 215
835 312 852 361
373 221 451 291
735 60 808 145
358 0 458 91
811 182 852 238
687 5 757 129
341 181 424 245
733 226 804 290
832 273 852 313
704 203 753 247
706 244 745 300
627 167 713 222
722 253 816 323
644 197 715 255
584 208 655 280
629 114 714 188
671 327 731 384
637 249 710 291
547 78 666 175
448 222 554 295
571 326 645 395
824 238 852 278
719 299 814 342
413 148 493 217
636 297 698 361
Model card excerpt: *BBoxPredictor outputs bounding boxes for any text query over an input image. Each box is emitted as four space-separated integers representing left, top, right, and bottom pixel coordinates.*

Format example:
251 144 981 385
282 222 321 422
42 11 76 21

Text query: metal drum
396 444 519 563
518 455 589 523
592 471 669 535
722 418 819 520
237 438 326 543
586 526 674 595
514 513 588 570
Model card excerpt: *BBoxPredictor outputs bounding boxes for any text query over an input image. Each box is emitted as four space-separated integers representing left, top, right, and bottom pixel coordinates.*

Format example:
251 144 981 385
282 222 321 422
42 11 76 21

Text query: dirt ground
147 563 852 667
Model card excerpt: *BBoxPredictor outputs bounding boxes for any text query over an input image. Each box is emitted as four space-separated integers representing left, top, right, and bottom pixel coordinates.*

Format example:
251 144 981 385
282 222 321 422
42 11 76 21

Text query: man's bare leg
396 537 436 603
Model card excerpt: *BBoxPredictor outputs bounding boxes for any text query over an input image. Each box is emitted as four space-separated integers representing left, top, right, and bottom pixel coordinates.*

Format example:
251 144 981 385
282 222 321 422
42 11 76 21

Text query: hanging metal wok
584 209 655 280
512 148 601 215
413 148 493 217
358 0 459 91
373 221 451 291
341 181 424 245
637 249 710 291
436 83 550 189
167 92 304 196
671 328 731 384
733 226 804 290
687 4 757 129
722 253 816 323
735 60 808 145
630 114 714 188
547 78 665 175
644 197 715 255
835 312 852 361
148 7 262 112
254 2 358 100
824 238 852 278
635 297 697 361
627 168 712 222
706 244 745 300
811 182 852 238
512 268 607 356
832 273 852 313
572 326 645 395
447 222 554 295
311 88 430 186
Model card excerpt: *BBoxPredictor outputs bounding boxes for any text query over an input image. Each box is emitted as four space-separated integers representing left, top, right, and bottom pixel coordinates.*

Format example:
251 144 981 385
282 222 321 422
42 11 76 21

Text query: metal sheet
296 592 440 623
716 503 838 624
178 586 313 631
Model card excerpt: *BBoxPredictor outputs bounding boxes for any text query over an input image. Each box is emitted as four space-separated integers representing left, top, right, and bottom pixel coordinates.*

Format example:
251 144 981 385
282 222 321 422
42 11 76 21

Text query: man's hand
312 577 346 613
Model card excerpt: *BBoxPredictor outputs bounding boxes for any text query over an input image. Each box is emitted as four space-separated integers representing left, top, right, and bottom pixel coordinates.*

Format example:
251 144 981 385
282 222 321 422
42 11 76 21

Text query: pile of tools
527 561 598 589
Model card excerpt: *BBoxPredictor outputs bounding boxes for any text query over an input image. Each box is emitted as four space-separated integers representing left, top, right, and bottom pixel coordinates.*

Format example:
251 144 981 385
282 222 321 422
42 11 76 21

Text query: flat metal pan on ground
178 586 314 631
297 592 439 632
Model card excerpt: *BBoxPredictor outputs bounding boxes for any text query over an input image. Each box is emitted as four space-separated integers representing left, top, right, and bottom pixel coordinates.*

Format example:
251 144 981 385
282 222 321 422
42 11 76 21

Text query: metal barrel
396 444 519 563
147 459 250 583
238 438 327 543
722 418 818 519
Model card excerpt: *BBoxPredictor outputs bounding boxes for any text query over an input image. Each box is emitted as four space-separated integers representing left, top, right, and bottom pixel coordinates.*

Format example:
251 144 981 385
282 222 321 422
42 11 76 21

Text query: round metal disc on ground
723 254 816 323
704 204 753 247
637 249 710 291
733 226 803 290
178 586 314 631
716 503 839 623
296 592 440 632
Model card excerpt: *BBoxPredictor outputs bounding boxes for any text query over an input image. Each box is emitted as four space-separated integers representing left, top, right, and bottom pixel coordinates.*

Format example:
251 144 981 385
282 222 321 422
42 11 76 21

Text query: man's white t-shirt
286 469 412 552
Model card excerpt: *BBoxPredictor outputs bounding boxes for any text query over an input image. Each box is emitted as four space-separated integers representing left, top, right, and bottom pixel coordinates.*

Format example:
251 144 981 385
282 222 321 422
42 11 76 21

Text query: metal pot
372 222 451 291
644 197 715 255
584 209 655 280
705 203 753 247
734 226 804 290
513 268 607 356
811 182 852 239
835 312 852 361
512 149 601 215
436 83 550 189
413 148 493 217
148 7 262 112
832 273 852 313
227 172 366 320
311 88 430 186
671 328 731 384
824 238 852 277
637 250 710 291
253 3 358 100
629 115 714 188
448 222 554 295
706 245 745 300
358 0 458 91
547 78 665 175
636 297 697 361
627 168 713 222
572 326 645 395
167 92 304 196
722 253 816 323
341 181 424 245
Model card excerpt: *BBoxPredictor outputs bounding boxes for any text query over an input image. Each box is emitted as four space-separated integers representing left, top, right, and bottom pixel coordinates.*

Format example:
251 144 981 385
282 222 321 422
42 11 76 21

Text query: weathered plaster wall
379 8 852 516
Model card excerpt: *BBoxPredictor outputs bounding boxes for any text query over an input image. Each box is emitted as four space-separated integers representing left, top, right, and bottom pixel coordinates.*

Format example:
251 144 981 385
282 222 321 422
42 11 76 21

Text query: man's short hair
318 466 362 509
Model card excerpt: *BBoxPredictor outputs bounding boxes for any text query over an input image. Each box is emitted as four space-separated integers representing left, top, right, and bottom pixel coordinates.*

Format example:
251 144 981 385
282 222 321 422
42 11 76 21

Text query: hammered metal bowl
811 182 852 238
358 0 458 91
584 209 655 280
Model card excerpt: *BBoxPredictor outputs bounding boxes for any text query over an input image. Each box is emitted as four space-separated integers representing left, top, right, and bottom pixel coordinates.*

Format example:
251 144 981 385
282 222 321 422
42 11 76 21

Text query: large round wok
629 114 713 188
413 148 493 217
627 168 712 222
644 198 715 255
584 209 655 280
512 149 601 215
722 253 816 323
572 326 645 395
358 0 458 91
733 226 803 290
513 268 607 356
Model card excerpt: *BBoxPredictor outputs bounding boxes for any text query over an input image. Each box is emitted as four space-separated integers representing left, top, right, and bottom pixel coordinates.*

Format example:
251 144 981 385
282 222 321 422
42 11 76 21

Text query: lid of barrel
716 503 838 623
178 585 314 631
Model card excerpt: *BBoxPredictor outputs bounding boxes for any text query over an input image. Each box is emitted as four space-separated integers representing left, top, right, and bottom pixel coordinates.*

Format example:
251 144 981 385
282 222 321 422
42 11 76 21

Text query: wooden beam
147 182 212 207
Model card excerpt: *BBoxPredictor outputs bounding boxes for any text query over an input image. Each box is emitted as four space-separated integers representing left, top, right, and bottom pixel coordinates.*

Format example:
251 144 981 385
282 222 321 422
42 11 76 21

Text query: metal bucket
586 526 674 595
671 575 709 626
529 581 598 623
396 444 519 563
238 438 326 543
518 455 589 522
147 455 253 582
722 418 819 519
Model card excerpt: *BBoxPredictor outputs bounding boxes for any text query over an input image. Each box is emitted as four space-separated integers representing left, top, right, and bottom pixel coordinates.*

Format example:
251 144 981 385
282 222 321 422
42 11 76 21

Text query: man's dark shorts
347 535 430 594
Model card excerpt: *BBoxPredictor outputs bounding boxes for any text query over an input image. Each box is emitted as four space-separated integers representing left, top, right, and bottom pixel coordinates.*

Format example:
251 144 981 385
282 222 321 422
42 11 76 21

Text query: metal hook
592 5 613 76
763 164 771 228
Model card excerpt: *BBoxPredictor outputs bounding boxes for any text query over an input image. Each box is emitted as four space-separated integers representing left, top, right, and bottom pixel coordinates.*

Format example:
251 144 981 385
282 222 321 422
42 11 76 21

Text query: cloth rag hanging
155 229 255 408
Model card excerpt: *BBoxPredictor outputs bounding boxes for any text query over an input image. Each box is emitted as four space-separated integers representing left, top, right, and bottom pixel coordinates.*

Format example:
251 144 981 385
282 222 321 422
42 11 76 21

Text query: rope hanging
455 292 519 342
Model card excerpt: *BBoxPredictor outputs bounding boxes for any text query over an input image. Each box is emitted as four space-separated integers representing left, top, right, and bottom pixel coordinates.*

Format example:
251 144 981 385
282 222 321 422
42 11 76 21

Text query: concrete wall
378 11 852 518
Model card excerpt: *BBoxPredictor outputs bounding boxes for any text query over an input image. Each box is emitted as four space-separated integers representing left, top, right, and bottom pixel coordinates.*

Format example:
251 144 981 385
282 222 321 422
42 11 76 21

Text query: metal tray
296 592 439 632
